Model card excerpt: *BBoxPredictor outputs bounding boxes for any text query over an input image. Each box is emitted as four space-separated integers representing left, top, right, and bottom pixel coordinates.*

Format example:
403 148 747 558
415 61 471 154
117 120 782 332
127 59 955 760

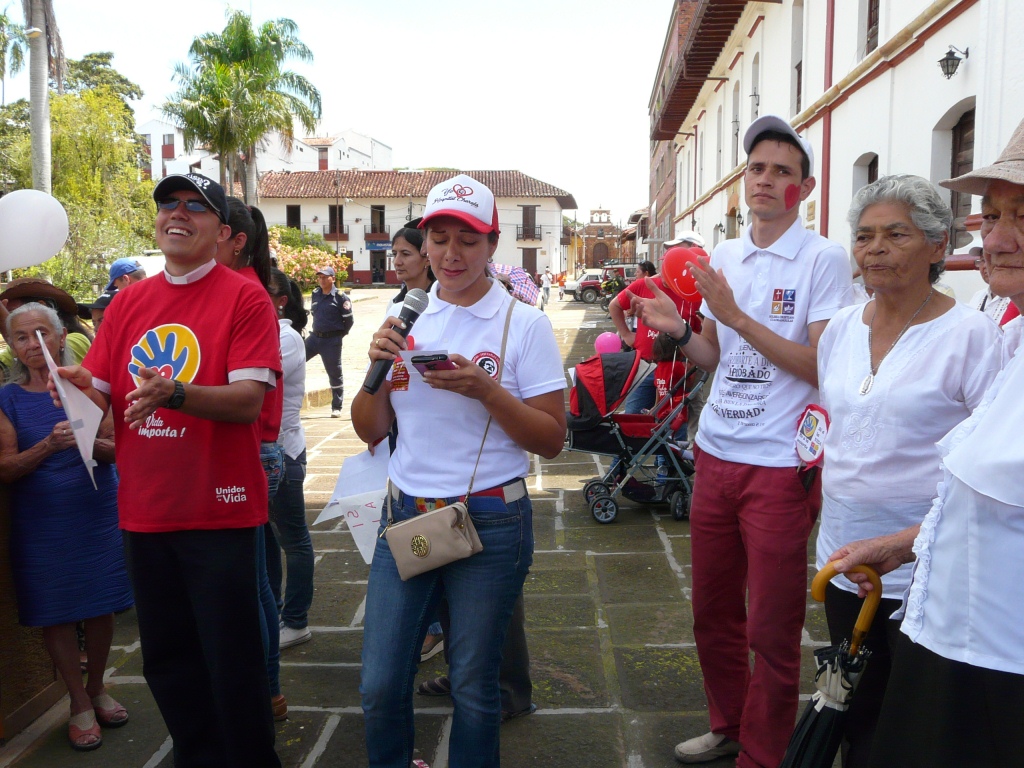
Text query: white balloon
0 189 70 272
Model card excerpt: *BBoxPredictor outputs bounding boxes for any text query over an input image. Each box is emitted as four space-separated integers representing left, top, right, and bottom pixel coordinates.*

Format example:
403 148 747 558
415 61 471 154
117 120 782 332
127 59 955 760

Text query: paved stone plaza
0 291 832 768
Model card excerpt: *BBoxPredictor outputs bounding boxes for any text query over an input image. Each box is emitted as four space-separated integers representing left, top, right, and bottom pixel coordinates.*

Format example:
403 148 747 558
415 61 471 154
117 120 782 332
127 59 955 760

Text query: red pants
689 447 820 768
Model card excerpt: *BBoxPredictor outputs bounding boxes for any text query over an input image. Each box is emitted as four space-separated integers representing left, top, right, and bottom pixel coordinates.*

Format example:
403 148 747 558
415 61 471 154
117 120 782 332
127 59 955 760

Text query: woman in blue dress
0 303 132 751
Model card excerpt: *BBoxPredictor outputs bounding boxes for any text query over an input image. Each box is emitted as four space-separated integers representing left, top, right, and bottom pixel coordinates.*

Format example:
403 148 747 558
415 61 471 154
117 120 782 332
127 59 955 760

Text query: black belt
312 329 344 338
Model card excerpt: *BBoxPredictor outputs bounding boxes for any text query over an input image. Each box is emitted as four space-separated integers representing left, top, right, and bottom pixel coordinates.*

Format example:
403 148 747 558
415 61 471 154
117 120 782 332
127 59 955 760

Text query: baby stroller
565 350 707 523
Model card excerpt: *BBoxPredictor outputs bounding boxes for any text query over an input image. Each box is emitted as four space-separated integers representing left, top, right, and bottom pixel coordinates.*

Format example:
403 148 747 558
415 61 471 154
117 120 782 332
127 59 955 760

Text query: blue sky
4 0 670 224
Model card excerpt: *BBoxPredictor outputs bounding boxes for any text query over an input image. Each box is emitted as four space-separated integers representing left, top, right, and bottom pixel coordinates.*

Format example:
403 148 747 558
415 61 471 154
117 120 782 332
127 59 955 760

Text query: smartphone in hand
410 353 458 375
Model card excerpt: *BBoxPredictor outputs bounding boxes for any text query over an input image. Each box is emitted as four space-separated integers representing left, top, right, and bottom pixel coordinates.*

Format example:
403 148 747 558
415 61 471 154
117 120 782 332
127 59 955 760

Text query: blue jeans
255 523 281 697
268 451 314 629
361 489 533 768
623 368 656 414
258 442 285 697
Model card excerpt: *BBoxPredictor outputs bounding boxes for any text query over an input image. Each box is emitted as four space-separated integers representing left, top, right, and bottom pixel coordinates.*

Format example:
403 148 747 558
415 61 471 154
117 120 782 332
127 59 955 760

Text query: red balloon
661 246 703 301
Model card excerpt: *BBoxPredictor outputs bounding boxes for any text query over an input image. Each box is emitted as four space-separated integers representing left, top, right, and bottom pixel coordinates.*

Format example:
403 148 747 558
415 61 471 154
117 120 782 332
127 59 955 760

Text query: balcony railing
517 225 541 241
364 223 390 237
304 223 350 241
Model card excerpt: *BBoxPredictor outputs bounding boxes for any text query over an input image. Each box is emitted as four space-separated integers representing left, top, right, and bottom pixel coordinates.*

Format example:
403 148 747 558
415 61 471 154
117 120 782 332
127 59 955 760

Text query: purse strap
385 297 517 527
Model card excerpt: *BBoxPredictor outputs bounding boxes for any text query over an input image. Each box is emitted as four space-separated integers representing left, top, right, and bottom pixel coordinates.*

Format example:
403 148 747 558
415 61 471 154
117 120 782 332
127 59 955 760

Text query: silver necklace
859 290 934 396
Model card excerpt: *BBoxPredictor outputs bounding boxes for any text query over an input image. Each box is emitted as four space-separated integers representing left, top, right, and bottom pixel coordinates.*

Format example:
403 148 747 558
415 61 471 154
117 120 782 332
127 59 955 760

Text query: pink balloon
594 332 621 355
662 246 703 301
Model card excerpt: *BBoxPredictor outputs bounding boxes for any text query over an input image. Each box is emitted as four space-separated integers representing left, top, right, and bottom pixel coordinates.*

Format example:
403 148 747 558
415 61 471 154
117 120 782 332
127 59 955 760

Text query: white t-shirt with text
697 218 852 467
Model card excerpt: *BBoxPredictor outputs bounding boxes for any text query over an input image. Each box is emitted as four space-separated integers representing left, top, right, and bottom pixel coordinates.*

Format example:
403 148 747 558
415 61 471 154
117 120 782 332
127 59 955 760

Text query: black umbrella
779 563 882 768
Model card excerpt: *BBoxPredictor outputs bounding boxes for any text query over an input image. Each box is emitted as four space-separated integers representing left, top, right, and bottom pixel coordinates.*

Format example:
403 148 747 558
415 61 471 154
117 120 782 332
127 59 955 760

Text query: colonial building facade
648 0 1022 297
256 170 577 284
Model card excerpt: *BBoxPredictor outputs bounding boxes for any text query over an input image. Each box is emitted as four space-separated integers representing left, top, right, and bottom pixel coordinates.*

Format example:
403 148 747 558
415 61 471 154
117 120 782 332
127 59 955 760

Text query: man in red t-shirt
55 174 282 767
610 263 702 426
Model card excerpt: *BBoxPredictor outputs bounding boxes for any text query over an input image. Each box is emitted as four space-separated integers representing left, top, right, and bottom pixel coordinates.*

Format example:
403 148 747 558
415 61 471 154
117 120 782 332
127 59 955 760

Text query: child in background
649 332 688 482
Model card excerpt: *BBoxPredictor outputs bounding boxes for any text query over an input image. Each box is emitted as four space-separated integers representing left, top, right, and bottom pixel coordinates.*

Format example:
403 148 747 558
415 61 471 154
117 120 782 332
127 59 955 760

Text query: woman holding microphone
352 174 565 768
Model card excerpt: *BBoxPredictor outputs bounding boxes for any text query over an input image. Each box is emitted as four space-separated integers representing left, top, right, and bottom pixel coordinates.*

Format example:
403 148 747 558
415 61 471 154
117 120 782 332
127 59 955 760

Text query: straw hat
0 277 78 315
941 117 1024 195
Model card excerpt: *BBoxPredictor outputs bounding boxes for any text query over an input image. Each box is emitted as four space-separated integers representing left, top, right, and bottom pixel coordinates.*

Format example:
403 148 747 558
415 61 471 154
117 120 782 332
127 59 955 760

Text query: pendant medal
859 373 874 396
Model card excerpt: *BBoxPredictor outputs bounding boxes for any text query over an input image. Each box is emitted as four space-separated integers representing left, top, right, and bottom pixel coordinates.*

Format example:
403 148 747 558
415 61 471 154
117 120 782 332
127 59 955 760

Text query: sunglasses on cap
156 198 215 214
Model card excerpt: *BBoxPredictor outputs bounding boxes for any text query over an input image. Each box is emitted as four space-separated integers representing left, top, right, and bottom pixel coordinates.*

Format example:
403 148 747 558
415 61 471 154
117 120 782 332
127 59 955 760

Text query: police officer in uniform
305 266 353 417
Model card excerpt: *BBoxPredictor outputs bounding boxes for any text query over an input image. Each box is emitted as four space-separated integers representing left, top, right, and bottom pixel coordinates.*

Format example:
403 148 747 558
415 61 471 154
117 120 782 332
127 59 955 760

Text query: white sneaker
279 625 312 649
331 409 342 418
674 732 740 764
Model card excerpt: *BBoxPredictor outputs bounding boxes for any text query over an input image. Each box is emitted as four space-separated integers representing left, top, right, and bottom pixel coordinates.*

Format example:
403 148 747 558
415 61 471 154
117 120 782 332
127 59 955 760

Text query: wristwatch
674 320 693 347
166 379 186 410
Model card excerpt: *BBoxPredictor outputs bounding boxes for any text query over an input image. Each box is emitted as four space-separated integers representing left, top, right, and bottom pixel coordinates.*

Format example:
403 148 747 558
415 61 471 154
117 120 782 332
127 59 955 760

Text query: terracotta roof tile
302 137 337 147
257 170 575 206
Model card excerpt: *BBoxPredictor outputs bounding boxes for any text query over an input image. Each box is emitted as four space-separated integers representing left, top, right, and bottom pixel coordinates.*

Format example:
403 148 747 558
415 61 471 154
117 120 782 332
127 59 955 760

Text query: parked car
566 265 639 303
564 270 600 302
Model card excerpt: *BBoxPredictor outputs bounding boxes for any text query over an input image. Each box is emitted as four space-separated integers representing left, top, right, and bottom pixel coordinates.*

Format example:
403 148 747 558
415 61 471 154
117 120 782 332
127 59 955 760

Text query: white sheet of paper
315 446 390 565
39 331 104 489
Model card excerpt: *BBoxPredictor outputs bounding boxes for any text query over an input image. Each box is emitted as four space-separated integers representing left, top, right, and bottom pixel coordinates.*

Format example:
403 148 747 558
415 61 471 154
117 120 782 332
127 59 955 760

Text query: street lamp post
333 170 340 256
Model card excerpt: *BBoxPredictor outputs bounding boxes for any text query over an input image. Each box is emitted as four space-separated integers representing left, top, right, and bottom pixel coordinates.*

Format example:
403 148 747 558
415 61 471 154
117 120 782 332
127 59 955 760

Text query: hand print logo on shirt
128 324 201 385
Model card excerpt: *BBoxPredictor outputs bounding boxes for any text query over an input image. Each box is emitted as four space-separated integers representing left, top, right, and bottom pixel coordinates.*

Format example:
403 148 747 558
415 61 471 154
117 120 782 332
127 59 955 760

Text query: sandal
68 710 102 751
416 675 452 697
91 693 129 728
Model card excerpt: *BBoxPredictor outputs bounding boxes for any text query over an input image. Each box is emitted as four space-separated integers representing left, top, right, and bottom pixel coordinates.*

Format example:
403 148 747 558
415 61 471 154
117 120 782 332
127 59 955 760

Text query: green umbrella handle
812 563 883 655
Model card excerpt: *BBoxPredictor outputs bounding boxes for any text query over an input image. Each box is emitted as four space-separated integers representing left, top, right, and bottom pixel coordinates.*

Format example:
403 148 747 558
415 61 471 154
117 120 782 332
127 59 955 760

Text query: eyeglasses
156 198 215 214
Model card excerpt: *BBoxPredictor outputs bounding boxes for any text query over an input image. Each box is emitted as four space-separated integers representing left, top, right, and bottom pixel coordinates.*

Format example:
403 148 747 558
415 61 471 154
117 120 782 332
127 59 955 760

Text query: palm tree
21 0 65 192
0 8 27 105
164 10 321 204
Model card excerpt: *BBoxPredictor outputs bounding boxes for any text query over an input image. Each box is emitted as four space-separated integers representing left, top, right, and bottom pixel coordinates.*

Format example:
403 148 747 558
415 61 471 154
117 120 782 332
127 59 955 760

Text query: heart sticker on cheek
784 184 801 210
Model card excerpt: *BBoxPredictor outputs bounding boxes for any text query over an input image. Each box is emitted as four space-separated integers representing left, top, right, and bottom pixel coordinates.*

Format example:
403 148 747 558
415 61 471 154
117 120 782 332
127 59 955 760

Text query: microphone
362 288 430 395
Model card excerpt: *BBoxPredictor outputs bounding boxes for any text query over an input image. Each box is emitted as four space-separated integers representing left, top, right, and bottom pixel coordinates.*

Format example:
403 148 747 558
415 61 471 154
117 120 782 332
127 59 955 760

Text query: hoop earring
233 248 241 257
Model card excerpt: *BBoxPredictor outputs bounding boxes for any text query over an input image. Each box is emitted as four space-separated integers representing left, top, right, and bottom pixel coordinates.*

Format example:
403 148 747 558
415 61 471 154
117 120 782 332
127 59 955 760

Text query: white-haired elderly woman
0 304 131 752
813 174 1002 767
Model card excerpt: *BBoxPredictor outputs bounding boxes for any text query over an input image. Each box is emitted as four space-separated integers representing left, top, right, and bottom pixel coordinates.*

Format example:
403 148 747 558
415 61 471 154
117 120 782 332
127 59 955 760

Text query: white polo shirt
388 280 565 497
697 218 852 467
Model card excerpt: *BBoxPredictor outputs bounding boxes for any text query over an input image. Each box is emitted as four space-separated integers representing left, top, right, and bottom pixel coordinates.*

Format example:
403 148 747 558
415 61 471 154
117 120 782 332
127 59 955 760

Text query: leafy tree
269 225 349 291
5 87 155 297
0 8 26 105
163 10 321 204
0 97 28 176
64 52 143 103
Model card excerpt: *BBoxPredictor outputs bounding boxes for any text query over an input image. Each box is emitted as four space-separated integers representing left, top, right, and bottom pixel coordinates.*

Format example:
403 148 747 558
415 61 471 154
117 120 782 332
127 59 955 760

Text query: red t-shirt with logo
617 275 702 360
84 264 282 532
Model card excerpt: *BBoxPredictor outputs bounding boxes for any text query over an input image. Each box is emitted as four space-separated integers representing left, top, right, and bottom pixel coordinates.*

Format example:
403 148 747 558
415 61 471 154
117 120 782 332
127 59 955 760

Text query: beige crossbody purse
382 298 516 581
